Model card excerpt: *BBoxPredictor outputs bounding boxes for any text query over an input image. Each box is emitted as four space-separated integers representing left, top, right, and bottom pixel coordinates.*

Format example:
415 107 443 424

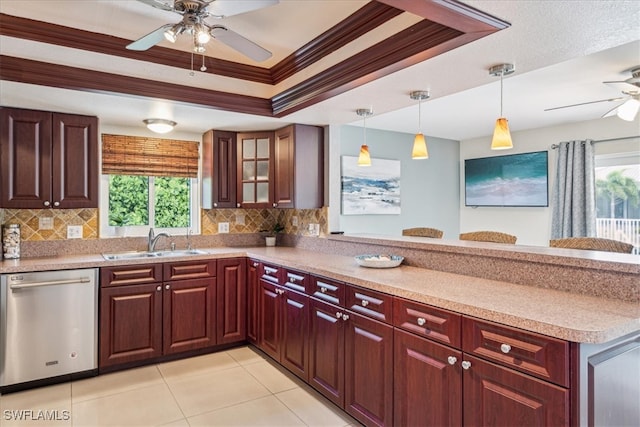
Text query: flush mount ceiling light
489 63 515 150
356 108 373 167
143 118 177 134
409 90 430 159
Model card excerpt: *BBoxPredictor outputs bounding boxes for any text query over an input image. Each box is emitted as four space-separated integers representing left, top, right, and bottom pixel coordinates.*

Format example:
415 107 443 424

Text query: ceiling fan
126 0 278 62
544 66 640 121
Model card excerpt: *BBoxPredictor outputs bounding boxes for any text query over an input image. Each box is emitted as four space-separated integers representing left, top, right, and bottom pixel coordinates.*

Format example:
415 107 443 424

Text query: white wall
460 116 640 246
329 125 460 238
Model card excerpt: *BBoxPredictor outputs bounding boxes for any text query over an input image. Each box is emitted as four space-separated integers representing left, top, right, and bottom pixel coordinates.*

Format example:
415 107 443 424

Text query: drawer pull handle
336 311 343 319
500 343 512 354
417 317 426 326
320 287 328 293
461 361 472 370
361 300 369 307
447 356 457 365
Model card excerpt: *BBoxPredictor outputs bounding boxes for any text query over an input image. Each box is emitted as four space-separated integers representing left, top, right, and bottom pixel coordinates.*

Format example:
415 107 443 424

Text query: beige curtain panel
102 134 199 178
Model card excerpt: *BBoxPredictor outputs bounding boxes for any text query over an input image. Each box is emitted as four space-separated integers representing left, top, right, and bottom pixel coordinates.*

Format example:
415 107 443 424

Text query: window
100 134 200 237
595 151 640 252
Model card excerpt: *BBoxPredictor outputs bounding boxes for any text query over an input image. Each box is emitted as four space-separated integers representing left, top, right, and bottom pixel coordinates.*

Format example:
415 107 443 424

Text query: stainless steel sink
102 249 208 260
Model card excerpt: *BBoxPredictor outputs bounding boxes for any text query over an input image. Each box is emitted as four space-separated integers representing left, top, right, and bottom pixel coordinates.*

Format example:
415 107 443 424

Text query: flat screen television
464 151 549 207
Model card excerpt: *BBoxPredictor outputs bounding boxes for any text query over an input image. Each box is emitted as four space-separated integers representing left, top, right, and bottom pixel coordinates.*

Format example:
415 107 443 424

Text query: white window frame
99 174 200 238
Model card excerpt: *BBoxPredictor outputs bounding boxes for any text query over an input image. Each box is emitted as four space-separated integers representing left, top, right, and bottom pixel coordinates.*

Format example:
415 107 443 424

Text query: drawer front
393 298 461 348
462 316 569 387
261 263 282 284
163 259 217 281
346 285 393 324
283 268 309 294
310 275 344 306
101 264 162 287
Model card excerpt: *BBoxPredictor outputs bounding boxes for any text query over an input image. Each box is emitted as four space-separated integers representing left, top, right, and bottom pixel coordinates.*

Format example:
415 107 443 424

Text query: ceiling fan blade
601 103 622 118
207 0 278 18
135 0 176 12
126 23 174 51
544 96 625 111
210 26 272 61
603 77 640 87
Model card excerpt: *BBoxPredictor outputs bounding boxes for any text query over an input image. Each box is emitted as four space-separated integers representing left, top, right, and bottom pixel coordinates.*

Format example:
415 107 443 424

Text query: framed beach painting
341 156 401 215
464 151 549 207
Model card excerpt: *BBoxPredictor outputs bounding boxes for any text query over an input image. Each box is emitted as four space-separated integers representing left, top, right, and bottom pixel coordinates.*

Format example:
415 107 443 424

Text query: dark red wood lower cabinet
280 289 309 380
344 312 394 427
217 258 247 345
462 354 569 426
394 328 462 427
246 259 260 344
99 283 163 368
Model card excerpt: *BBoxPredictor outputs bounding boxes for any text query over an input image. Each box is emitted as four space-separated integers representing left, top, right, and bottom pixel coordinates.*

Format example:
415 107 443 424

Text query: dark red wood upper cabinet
0 107 97 209
216 257 247 345
201 129 237 209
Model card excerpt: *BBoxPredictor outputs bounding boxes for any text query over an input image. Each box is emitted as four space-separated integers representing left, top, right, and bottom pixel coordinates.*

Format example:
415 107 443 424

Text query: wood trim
270 2 402 82
0 55 274 117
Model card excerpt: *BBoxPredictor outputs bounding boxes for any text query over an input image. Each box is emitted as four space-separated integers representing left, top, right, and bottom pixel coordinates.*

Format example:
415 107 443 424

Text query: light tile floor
0 346 361 427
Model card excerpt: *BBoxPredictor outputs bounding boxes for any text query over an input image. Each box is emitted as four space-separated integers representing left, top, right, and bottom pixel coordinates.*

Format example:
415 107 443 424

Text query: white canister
2 224 21 259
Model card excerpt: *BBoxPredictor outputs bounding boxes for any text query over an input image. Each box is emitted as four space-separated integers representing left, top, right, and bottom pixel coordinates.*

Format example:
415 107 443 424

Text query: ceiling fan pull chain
201 54 207 72
189 52 195 76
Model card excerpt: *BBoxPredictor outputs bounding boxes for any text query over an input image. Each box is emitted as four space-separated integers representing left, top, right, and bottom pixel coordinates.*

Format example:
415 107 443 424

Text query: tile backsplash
0 207 327 241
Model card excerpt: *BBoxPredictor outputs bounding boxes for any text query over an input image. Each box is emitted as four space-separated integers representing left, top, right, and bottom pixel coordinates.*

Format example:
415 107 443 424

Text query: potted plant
109 213 127 237
261 222 284 246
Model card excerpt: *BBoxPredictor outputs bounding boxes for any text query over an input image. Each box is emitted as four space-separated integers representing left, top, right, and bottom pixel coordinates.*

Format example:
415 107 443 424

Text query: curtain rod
550 135 640 149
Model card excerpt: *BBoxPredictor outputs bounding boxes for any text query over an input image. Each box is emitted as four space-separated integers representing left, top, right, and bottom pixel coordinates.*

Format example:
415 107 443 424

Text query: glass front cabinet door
237 132 274 208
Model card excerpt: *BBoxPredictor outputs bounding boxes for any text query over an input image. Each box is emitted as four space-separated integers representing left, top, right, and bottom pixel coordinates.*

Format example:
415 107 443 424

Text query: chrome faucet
148 228 170 252
186 228 193 250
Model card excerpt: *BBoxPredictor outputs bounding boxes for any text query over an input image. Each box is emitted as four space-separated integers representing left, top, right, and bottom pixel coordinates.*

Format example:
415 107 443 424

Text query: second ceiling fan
127 0 278 62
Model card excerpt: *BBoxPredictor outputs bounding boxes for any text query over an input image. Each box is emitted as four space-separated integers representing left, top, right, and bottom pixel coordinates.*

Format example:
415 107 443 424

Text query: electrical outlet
39 217 54 230
308 223 319 236
291 216 299 227
67 225 83 239
218 222 229 233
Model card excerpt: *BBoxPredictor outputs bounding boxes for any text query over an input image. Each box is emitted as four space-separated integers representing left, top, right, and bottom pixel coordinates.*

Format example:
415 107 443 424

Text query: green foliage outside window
108 175 191 228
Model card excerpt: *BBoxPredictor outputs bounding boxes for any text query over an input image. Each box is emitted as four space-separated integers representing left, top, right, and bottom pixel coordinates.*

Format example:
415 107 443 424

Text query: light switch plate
218 222 229 233
308 223 319 236
291 216 299 227
67 225 83 239
39 217 54 230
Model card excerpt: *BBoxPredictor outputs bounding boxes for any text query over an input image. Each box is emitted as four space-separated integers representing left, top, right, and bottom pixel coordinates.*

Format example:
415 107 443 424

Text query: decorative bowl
355 254 404 268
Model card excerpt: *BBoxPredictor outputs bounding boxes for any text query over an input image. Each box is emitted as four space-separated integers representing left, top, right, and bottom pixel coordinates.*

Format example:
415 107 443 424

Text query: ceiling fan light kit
143 118 177 133
356 108 373 167
410 90 430 159
616 97 640 121
489 63 515 150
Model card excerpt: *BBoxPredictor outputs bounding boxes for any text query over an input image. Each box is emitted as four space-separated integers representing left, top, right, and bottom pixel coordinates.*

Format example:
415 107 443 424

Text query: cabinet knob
44 201 50 207
500 343 512 354
276 288 285 295
320 287 328 293
447 356 457 365
165 284 170 290
417 317 426 326
336 311 343 319
461 361 472 370
53 201 60 207
290 277 297 283
273 203 277 207
341 314 349 321
237 203 241 208
361 300 369 307
156 285 161 291
213 203 218 207
252 262 259 267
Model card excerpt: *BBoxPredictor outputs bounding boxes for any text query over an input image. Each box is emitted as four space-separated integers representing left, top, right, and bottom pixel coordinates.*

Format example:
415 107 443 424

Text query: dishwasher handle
10 277 92 290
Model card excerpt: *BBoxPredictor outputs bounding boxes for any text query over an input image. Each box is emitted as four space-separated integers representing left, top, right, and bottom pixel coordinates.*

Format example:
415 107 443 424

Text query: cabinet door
309 298 345 407
217 258 247 345
163 277 216 354
99 283 163 368
463 354 569 426
202 130 237 208
52 113 98 208
273 125 295 208
247 259 260 344
237 131 274 208
259 280 281 359
0 108 52 208
394 329 462 427
280 288 309 381
344 311 394 427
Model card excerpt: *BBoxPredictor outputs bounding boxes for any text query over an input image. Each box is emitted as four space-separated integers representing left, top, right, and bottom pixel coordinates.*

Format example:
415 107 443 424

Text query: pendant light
356 108 373 166
489 63 515 150
409 90 430 159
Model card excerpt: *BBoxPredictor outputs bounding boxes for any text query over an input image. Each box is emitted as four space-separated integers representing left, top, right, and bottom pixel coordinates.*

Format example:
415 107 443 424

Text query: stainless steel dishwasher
0 268 98 391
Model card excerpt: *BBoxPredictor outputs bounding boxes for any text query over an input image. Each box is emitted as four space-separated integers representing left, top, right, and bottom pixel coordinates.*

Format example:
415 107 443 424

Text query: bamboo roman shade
102 134 199 178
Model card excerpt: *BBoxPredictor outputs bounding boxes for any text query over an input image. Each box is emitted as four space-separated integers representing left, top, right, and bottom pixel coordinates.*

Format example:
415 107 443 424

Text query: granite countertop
1 246 638 344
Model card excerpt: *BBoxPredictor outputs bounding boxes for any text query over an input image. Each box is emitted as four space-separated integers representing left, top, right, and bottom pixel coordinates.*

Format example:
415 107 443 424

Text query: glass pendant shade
412 133 429 159
491 118 513 150
617 98 640 121
358 144 371 166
